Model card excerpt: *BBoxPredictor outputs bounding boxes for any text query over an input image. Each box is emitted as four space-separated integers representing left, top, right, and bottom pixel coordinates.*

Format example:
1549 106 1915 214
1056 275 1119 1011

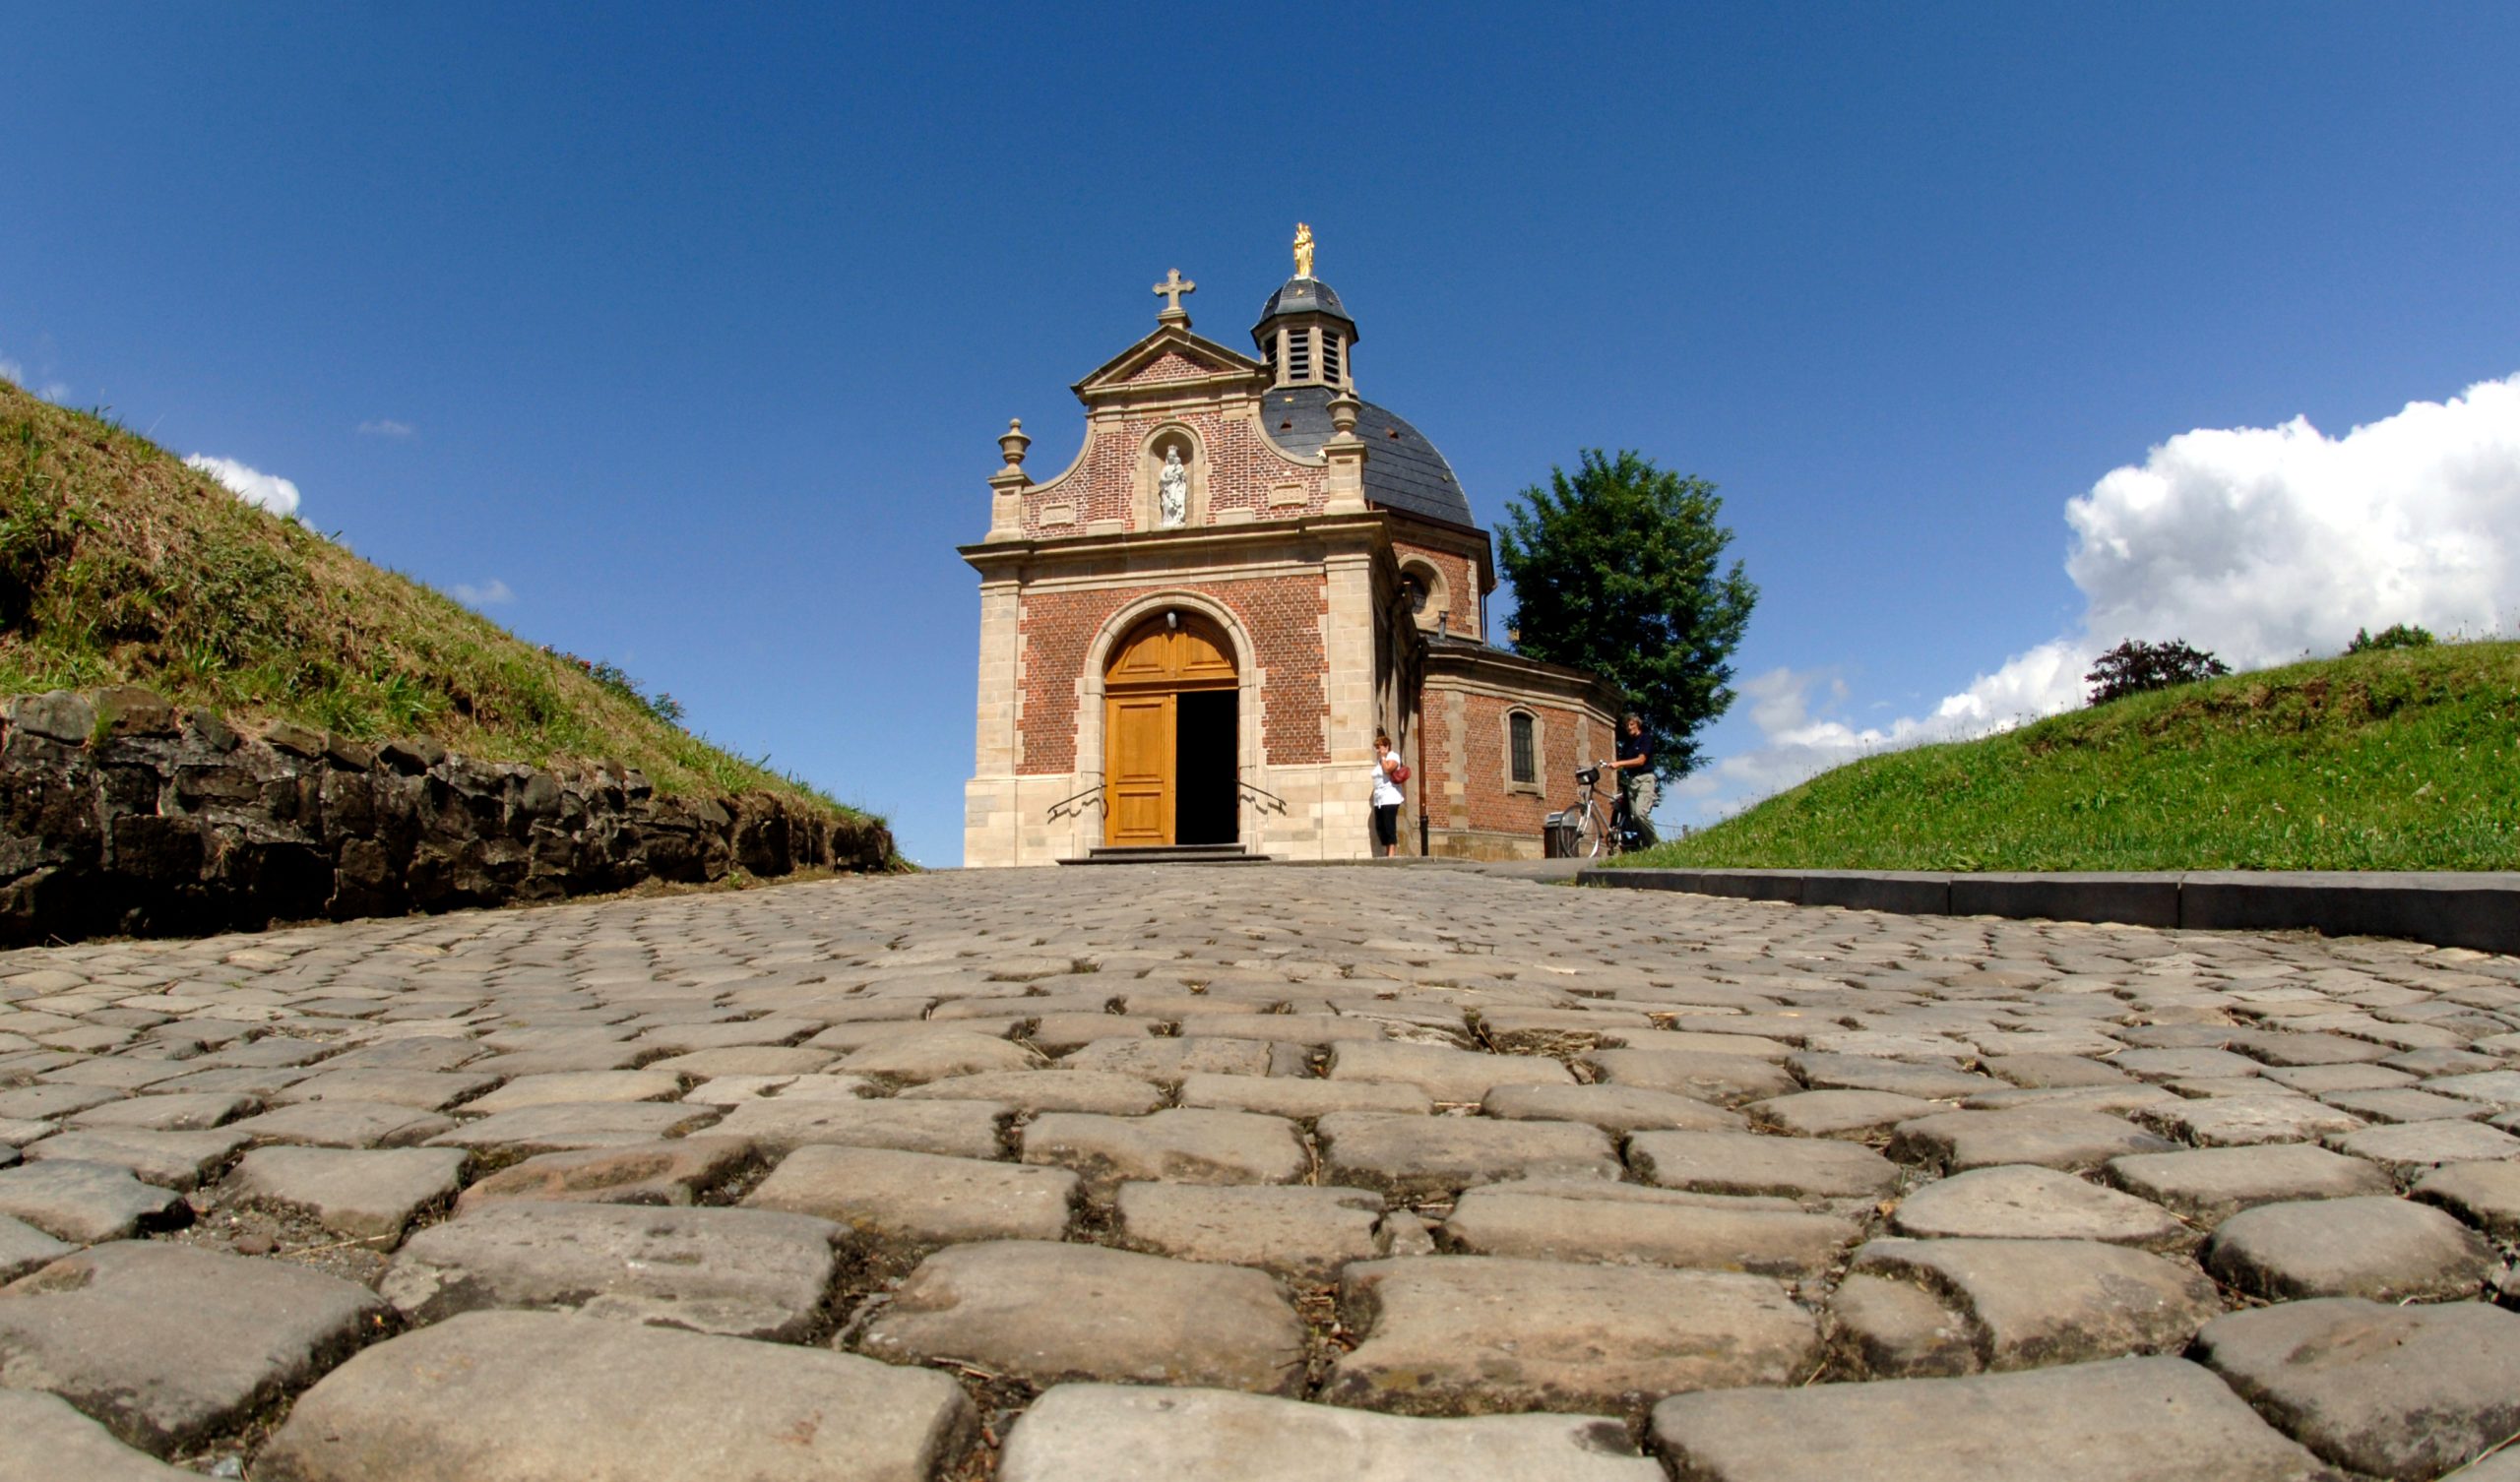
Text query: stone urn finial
998 418 1031 470
1327 391 1360 437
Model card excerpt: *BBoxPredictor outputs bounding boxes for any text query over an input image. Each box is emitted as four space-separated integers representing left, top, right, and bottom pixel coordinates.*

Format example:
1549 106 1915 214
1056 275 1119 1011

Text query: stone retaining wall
0 687 892 945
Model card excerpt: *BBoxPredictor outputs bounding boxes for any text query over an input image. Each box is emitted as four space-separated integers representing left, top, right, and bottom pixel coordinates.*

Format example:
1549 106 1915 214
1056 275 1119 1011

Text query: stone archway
1102 610 1239 847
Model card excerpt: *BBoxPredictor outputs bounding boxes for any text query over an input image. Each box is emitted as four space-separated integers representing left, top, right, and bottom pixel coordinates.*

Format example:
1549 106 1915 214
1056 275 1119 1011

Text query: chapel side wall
1422 672 1613 860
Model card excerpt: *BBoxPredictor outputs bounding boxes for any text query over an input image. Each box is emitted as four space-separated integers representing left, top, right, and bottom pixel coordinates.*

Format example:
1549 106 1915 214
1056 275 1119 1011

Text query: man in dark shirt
1609 711 1658 849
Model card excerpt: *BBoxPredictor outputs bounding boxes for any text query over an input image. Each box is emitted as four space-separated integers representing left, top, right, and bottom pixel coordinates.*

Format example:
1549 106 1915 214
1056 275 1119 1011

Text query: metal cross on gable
1152 268 1196 315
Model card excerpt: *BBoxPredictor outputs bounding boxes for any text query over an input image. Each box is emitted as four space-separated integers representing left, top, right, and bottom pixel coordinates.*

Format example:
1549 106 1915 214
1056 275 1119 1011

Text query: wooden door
1105 693 1173 845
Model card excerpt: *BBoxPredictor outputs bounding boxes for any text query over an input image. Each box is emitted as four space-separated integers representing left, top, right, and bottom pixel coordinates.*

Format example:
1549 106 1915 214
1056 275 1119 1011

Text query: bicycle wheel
1571 799 1606 858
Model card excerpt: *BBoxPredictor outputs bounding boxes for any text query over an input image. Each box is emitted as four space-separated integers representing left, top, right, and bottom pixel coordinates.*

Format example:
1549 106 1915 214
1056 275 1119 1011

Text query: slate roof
1260 385 1478 530
1252 276 1354 329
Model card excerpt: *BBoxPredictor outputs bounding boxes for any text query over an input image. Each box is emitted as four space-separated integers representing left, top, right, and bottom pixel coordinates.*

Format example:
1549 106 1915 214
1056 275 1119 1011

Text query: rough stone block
1649 1355 2336 1482
705 1096 1008 1159
254 1309 972 1482
0 1159 187 1241
745 1143 1077 1248
899 1069 1165 1115
1890 1164 2189 1248
1849 1236 2218 1370
2199 1297 2520 1482
382 1200 842 1340
1326 1255 1819 1417
995 1383 1665 1482
0 1388 198 1482
1483 1082 1746 1133
1316 1112 1620 1198
1584 1048 1796 1105
856 1240 1305 1394
1021 1108 1307 1193
453 1137 756 1209
0 1241 385 1455
1179 1072 1429 1118
1114 1182 1385 1280
2102 1143 2393 1226
2411 1157 2520 1238
2203 1195 2496 1302
226 1145 468 1238
1888 1108 2174 1172
1328 1041 1570 1102
1459 1166 1858 1267
1627 1130 1900 1200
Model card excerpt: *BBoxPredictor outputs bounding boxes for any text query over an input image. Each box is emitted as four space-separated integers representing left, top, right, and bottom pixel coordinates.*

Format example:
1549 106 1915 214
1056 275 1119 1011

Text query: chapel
962 230 1620 866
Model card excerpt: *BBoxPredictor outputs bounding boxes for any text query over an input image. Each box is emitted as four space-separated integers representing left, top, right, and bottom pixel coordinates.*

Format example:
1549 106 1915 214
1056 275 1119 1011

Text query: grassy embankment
1620 640 2520 873
0 378 864 823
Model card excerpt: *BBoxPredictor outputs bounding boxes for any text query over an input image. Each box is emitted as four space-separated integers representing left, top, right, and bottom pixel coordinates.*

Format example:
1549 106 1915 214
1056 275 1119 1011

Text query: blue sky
6 5 2518 864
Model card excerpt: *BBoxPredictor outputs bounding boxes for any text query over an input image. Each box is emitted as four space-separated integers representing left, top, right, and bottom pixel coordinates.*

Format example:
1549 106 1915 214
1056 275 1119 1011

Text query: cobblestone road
1 865 2516 1480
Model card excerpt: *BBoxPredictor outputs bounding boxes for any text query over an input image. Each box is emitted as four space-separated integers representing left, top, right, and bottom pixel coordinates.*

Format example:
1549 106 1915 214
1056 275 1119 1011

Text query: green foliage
0 377 862 823
2349 622 2435 652
1496 450 1755 777
1616 640 2520 872
2085 638 2230 705
545 648 686 725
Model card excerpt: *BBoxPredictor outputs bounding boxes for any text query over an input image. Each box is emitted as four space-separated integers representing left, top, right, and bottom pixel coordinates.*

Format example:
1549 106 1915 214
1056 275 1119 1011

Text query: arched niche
1137 424 1208 530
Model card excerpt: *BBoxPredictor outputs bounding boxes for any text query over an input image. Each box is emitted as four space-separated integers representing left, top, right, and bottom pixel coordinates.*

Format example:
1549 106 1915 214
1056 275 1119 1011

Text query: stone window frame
1398 557 1450 633
1505 707 1543 795
1135 423 1209 529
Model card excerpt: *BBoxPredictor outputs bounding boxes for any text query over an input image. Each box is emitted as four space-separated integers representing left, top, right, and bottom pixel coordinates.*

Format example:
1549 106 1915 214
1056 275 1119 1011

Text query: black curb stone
1578 868 2520 956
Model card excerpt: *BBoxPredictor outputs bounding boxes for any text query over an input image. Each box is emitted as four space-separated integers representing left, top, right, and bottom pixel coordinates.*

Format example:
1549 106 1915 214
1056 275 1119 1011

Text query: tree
1496 450 1755 779
2084 638 2230 705
2348 622 2434 652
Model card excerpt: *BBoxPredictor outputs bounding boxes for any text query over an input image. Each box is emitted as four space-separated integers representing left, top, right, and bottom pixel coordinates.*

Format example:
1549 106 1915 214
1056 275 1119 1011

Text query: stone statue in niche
1157 447 1188 526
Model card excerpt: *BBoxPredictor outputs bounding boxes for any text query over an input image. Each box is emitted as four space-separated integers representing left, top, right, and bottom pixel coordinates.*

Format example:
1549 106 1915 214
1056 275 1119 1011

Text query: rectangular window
1322 335 1341 383
1510 711 1536 784
1288 330 1312 379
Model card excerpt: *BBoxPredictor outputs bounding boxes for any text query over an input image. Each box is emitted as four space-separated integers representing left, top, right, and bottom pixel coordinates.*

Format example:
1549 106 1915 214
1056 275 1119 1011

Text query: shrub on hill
2349 622 2435 653
2085 638 2231 705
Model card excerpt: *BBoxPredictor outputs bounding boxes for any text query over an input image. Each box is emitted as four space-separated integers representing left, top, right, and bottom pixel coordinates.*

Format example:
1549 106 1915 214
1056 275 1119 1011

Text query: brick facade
1014 574 1330 775
1023 406 1332 534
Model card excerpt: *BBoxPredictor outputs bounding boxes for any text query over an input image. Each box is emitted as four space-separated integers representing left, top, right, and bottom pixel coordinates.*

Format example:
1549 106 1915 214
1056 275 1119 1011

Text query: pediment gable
1073 325 1264 403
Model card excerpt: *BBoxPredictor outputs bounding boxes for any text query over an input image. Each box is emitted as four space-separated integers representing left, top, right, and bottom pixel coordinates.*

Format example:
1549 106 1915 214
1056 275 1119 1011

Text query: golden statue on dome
1292 222 1315 279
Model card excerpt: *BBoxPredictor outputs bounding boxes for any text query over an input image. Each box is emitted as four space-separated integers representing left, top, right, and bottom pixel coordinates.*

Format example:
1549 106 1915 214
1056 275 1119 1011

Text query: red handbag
1389 762 1412 784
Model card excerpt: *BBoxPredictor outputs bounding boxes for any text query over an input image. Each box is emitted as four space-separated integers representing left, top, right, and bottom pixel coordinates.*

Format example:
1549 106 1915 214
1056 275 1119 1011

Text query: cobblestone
1 864 2514 1476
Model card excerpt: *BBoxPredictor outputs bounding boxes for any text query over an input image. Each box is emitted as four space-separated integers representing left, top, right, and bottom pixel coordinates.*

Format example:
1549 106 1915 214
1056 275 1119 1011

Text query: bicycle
1563 760 1640 858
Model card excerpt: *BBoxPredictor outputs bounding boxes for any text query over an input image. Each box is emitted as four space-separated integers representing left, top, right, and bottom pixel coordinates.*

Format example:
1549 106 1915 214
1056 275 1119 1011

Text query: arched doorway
1103 610 1239 847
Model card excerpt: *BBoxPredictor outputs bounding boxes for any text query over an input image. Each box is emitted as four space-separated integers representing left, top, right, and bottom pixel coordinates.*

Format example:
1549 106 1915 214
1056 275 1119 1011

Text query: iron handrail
1045 779 1106 822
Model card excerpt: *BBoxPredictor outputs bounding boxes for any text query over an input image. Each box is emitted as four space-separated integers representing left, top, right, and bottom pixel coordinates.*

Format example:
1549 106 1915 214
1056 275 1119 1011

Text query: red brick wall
1427 688 1606 839
1015 576 1330 774
1024 409 1330 533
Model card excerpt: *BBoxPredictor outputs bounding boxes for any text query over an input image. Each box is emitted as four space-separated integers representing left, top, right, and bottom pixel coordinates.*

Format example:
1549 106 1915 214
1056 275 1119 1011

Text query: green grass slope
1624 640 2520 873
0 379 859 820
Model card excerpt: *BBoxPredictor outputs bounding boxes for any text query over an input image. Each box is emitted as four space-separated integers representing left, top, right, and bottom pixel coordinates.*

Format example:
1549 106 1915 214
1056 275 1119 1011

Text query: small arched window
1509 710 1537 785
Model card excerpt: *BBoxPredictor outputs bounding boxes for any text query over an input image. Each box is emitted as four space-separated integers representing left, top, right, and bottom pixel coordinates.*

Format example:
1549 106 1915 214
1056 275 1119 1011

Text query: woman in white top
1369 729 1405 857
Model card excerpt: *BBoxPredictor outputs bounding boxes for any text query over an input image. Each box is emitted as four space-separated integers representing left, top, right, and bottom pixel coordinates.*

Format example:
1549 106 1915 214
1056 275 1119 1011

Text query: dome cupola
1252 222 1357 392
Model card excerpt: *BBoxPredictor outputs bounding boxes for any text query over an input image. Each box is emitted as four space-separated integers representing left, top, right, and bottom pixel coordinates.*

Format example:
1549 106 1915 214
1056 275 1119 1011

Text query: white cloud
451 579 515 607
183 453 301 518
357 418 415 438
1689 372 2520 824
